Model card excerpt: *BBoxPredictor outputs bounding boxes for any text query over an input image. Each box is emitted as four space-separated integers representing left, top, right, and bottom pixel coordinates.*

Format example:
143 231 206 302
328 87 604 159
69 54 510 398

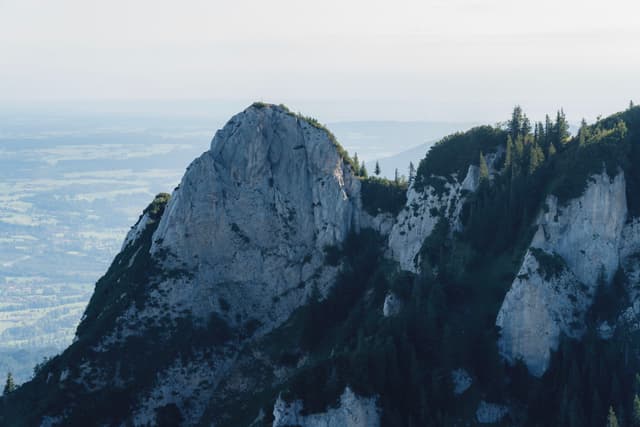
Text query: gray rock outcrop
497 171 628 376
88 104 363 424
149 104 361 331
382 292 402 317
272 387 380 427
388 150 503 273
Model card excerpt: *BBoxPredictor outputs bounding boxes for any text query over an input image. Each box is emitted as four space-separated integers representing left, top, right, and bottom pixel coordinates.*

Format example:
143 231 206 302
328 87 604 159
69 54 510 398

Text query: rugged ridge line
5 104 640 427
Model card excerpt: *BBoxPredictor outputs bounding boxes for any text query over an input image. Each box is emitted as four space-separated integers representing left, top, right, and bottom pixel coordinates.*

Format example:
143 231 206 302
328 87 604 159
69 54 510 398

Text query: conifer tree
567 397 584 427
479 152 489 182
630 100 635 109
578 119 588 146
528 143 544 175
509 105 524 140
375 161 381 176
408 162 416 184
503 135 513 172
3 372 15 395
514 136 525 174
535 122 545 147
556 109 570 145
353 152 360 175
607 406 619 427
616 120 628 139
521 115 532 137
611 373 623 412
632 395 640 427
394 168 399 184
360 161 368 178
545 114 554 148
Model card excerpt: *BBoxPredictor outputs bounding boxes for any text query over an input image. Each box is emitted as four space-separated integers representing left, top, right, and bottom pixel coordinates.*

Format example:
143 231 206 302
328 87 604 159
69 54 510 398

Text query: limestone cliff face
148 104 360 331
387 149 503 272
129 105 361 423
531 172 627 287
497 171 628 376
496 250 590 377
619 220 640 332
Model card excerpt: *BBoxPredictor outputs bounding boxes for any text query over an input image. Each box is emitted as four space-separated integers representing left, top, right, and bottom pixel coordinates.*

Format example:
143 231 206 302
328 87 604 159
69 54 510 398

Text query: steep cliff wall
388 149 502 272
131 105 361 423
148 104 360 331
497 171 628 376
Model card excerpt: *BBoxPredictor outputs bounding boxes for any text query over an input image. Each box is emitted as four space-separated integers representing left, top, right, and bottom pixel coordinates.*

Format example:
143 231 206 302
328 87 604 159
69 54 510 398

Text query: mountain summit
4 103 640 427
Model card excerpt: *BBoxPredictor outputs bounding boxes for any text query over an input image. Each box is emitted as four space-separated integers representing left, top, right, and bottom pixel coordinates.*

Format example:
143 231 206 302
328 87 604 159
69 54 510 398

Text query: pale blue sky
1 0 639 122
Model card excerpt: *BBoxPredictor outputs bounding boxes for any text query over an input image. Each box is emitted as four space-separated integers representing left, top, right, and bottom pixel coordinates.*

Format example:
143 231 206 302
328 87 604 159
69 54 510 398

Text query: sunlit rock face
387 150 502 273
150 104 361 332
496 249 589 377
31 104 363 426
125 105 362 422
497 171 629 376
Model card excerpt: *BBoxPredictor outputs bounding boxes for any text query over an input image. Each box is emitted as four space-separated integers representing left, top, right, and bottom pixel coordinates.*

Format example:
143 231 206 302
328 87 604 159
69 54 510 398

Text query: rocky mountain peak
147 102 361 331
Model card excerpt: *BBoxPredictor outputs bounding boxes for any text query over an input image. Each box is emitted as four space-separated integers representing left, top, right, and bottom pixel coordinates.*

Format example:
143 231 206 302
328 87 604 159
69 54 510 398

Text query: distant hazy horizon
2 0 639 123
0 97 624 132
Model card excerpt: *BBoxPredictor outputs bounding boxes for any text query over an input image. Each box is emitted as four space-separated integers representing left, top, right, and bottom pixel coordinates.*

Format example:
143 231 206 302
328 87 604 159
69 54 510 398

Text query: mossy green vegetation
144 192 171 217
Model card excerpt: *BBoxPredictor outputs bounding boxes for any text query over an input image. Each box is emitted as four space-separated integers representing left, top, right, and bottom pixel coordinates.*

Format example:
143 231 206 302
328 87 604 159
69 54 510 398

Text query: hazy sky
1 0 639 122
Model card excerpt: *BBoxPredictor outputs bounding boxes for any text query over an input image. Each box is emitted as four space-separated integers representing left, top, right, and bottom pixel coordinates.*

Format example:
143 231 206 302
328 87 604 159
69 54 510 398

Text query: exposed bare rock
382 292 402 317
497 171 628 376
148 105 360 334
272 387 380 427
387 149 503 273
